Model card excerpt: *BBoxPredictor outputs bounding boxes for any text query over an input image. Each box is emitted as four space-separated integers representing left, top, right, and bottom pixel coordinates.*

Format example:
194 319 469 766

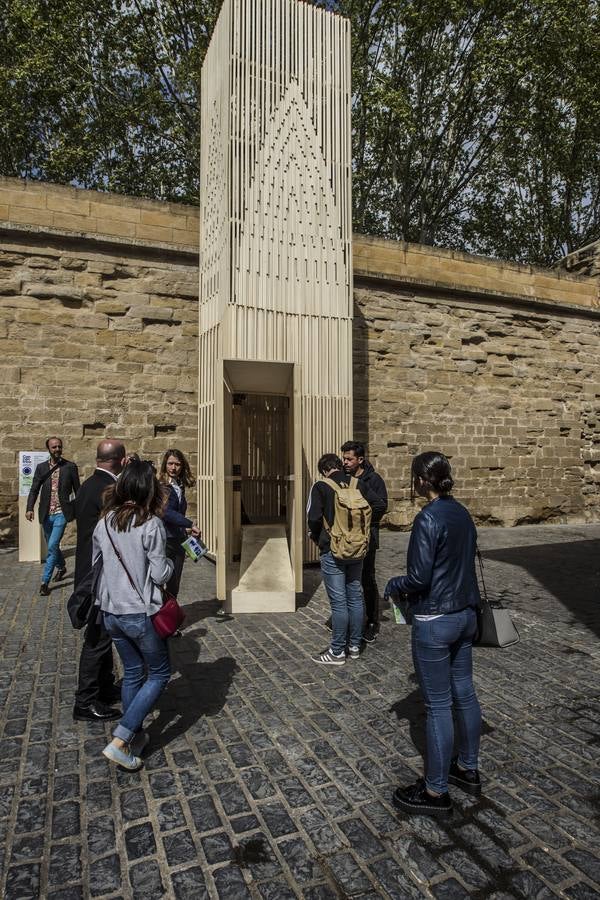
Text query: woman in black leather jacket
385 451 482 817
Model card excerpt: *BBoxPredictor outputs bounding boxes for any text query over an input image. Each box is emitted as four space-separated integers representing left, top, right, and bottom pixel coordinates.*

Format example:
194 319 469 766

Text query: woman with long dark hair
93 459 173 770
158 448 200 597
385 451 482 817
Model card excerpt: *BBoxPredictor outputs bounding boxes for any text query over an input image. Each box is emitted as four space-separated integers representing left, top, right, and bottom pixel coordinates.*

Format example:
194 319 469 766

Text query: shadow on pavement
482 539 600 639
149 629 238 751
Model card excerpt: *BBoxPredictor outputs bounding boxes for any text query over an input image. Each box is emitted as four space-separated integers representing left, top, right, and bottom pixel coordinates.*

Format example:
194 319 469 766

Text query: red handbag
152 589 186 638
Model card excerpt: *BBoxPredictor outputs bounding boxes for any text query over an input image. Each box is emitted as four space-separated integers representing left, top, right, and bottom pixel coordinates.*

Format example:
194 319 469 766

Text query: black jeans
166 537 186 597
362 542 379 626
75 617 116 706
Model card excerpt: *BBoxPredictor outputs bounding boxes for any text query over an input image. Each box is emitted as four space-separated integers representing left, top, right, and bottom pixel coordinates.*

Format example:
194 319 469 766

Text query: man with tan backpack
307 454 387 665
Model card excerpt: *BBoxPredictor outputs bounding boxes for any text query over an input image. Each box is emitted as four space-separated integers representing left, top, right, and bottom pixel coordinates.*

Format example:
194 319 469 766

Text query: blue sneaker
102 742 143 771
130 731 150 757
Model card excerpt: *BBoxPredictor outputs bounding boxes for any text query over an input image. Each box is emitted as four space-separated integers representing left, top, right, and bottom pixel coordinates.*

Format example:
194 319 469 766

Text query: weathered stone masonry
1 177 599 542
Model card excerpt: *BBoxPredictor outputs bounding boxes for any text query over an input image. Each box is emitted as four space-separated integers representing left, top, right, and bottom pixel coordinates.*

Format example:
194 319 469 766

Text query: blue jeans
412 607 481 794
320 551 364 655
102 613 171 743
42 513 67 583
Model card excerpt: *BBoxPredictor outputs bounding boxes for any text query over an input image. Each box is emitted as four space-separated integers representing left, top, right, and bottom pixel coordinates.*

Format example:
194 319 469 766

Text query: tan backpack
322 477 372 560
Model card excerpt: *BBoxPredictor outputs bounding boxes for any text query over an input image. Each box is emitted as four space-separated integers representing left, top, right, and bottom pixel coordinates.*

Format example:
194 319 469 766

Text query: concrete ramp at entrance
231 524 295 613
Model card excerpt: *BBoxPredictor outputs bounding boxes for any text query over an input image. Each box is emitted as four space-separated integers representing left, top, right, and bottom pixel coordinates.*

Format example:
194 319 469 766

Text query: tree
1 0 599 264
0 0 221 203
336 0 600 265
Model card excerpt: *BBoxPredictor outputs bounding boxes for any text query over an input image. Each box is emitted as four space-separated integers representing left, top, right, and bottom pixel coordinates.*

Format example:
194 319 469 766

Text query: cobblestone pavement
0 523 599 899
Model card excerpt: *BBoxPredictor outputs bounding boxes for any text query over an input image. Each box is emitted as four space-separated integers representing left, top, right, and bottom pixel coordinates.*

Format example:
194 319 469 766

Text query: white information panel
18 451 48 563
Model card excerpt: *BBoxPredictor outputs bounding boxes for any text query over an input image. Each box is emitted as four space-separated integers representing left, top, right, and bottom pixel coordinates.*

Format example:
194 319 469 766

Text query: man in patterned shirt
26 437 80 595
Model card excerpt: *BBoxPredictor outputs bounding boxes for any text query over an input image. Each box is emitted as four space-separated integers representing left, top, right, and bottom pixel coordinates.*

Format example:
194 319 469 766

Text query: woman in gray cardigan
92 459 173 770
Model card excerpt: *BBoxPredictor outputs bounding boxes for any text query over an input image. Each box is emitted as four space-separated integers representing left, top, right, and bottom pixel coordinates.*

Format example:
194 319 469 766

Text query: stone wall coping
353 234 600 316
0 220 199 263
2 177 599 315
0 175 199 217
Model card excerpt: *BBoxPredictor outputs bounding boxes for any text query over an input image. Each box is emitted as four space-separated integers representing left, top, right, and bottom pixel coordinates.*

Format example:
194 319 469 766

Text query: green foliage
1 0 599 263
338 0 600 264
0 0 221 202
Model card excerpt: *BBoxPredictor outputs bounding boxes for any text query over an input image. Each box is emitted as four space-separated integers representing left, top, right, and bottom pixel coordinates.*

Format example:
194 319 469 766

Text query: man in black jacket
341 440 388 643
26 437 80 595
72 439 127 721
308 454 387 665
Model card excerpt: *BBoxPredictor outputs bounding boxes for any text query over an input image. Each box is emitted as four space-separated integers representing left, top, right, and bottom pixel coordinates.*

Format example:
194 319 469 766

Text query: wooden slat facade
199 0 352 589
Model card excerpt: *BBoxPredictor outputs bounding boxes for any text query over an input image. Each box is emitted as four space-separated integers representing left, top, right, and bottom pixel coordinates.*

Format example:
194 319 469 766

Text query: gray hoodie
92 514 174 616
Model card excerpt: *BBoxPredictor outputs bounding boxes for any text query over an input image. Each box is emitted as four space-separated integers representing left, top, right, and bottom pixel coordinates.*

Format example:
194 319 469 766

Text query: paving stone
234 832 282 879
87 816 116 858
521 848 573 883
256 878 298 899
300 808 345 853
179 768 208 795
119 788 149 822
51 802 80 840
564 884 600 899
47 888 84 900
439 848 492 890
157 798 187 831
129 859 165 899
370 856 427 898
563 848 600 883
278 835 323 885
171 866 210 899
148 770 178 799
124 822 157 861
10 833 45 864
88 854 121 896
48 844 82 886
215 779 252 815
259 800 297 838
201 830 234 864
511 870 558 899
5 863 41 900
212 864 252 899
163 829 198 867
339 817 385 859
277 776 314 808
187 794 222 833
430 879 472 899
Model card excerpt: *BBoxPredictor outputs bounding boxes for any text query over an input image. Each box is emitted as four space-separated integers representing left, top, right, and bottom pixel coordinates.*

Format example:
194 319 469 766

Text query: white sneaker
348 646 361 660
312 648 346 666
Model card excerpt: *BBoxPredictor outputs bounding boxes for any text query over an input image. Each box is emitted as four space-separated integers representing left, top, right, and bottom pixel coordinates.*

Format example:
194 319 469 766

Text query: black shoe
39 582 50 596
393 779 452 817
363 622 378 643
448 758 482 796
73 701 121 721
98 686 121 705
53 566 67 582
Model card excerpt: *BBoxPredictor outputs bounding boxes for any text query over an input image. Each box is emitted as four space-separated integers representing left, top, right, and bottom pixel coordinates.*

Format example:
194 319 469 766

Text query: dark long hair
102 459 167 531
158 448 195 488
410 451 454 501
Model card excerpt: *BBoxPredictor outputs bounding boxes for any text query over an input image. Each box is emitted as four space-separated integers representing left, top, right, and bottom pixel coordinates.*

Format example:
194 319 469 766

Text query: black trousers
166 538 186 598
75 616 116 707
362 543 380 626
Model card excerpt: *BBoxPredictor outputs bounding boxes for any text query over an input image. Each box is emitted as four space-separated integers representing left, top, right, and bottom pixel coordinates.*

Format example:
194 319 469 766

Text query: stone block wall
2 178 599 542
353 238 600 528
0 179 200 542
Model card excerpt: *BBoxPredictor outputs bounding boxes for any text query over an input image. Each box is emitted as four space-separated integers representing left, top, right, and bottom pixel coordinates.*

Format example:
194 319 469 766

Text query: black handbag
474 550 520 648
67 555 103 629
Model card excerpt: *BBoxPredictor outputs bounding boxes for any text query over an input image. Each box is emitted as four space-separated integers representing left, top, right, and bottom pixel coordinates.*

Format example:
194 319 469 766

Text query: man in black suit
72 439 127 722
26 436 80 595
